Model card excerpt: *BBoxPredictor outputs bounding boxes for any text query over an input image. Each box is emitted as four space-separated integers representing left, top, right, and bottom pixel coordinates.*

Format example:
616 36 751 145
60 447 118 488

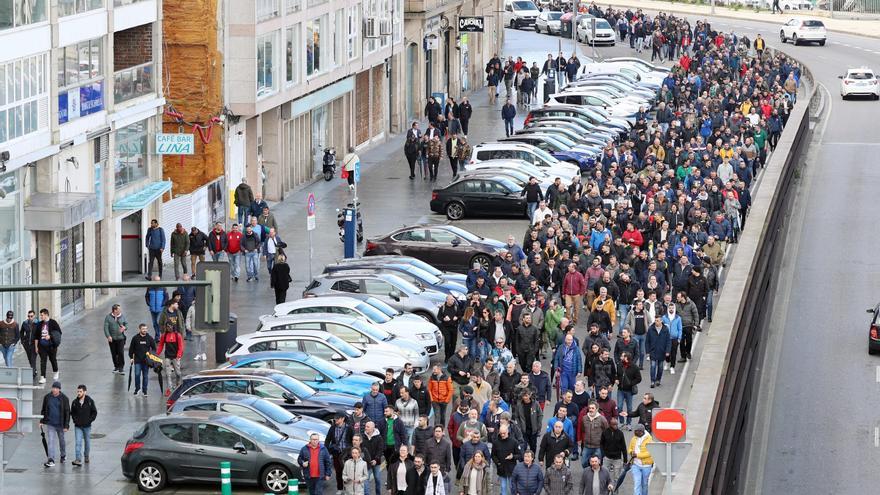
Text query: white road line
876 365 880 383
875 427 879 447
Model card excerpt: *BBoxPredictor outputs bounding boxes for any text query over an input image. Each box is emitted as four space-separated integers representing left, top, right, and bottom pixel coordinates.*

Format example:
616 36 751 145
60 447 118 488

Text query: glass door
311 104 328 175
60 225 85 317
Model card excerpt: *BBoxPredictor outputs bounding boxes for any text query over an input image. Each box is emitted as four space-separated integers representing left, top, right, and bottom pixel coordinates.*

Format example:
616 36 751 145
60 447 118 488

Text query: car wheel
510 20 516 29
780 31 786 43
445 201 465 220
136 462 167 493
819 40 825 46
261 464 292 494
792 33 799 45
471 254 492 271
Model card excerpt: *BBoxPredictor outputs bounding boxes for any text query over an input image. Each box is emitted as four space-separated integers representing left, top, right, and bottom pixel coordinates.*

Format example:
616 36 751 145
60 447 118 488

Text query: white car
576 16 616 45
226 330 421 376
839 67 880 100
468 143 580 179
503 0 540 29
535 10 563 35
780 18 826 45
273 296 441 354
578 62 664 90
547 90 641 118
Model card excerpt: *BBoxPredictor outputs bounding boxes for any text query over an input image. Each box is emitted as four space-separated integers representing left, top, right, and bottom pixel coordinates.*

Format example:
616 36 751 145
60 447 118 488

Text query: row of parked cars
429 57 668 220
122 254 476 493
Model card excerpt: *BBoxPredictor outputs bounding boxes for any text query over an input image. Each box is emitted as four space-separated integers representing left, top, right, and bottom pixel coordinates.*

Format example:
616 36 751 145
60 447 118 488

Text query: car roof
189 368 290 379
173 393 260 405
275 296 366 311
150 410 227 422
228 351 311 363
474 142 543 150
312 270 398 280
258 313 361 326
236 328 342 342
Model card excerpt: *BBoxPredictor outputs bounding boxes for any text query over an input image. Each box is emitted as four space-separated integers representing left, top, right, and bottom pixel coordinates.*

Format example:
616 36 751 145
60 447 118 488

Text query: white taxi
839 67 880 100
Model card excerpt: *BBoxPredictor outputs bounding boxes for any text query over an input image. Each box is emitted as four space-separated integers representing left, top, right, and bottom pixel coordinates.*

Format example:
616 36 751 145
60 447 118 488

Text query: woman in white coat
342 446 369 495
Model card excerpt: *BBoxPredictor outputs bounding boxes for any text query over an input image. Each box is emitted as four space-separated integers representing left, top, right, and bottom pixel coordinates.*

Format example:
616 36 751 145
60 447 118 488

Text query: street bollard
220 461 232 495
289 479 300 494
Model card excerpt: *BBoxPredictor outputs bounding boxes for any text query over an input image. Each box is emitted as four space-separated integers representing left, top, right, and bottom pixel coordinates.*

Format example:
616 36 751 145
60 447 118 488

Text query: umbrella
40 425 48 457
613 461 632 493
127 363 133 391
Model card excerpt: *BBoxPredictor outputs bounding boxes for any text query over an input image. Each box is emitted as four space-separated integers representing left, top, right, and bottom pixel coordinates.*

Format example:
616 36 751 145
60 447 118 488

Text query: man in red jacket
226 223 243 282
157 323 185 396
562 263 586 325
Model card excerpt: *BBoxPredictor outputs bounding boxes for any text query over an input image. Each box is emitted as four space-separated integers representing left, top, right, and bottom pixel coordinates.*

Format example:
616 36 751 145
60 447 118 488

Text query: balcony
113 62 154 105
405 0 458 14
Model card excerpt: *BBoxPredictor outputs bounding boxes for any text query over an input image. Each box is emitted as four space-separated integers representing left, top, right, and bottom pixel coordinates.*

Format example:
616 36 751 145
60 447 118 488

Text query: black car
364 224 506 272
429 176 528 220
122 411 304 493
866 304 880 354
166 369 356 422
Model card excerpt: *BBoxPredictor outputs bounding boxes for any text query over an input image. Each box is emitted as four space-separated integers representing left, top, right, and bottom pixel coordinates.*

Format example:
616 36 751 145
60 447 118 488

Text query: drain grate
90 433 106 439
58 353 90 362
5 468 26 473
385 177 402 180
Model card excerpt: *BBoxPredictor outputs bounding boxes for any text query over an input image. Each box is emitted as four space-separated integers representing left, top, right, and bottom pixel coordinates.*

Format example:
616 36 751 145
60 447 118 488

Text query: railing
113 62 154 105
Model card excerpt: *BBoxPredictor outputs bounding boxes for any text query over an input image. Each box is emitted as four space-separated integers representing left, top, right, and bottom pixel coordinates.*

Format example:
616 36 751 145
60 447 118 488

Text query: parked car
462 159 559 184
458 167 554 191
603 57 669 73
254 314 431 364
363 224 506 272
222 352 377 394
865 304 880 355
273 296 442 353
122 412 304 493
780 18 826 45
503 0 540 29
467 144 580 179
500 133 599 171
839 67 880 100
524 105 630 138
226 330 415 376
165 369 358 421
303 271 447 323
547 90 640 120
323 261 468 298
430 175 528 220
170 393 330 441
328 255 467 283
535 10 563 35
577 63 663 90
576 15 616 45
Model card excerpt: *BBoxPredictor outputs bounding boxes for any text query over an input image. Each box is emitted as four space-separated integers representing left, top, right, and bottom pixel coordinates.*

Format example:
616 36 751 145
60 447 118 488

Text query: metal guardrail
669 50 822 494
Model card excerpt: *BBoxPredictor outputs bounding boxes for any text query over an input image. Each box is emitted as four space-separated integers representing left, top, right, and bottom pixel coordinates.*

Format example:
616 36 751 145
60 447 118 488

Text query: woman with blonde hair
459 450 491 495
269 253 292 304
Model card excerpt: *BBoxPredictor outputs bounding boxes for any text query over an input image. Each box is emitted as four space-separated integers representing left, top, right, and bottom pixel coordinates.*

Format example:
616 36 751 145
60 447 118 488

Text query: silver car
303 271 447 325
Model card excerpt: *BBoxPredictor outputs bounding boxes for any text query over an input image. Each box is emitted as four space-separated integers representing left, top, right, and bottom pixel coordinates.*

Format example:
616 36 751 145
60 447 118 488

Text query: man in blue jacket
501 99 517 137
362 382 388 423
511 450 544 495
144 219 165 280
144 280 168 341
552 334 583 397
662 303 683 376
298 433 333 495
646 315 671 388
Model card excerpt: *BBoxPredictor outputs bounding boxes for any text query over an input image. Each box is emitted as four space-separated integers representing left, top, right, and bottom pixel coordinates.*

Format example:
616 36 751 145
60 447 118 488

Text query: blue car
224 351 377 396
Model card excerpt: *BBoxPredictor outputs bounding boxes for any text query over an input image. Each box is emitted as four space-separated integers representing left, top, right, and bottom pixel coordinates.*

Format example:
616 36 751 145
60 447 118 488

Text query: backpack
457 142 472 161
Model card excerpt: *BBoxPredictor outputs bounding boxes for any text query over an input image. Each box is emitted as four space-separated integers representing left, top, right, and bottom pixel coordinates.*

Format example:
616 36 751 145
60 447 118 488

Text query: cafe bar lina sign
458 16 485 32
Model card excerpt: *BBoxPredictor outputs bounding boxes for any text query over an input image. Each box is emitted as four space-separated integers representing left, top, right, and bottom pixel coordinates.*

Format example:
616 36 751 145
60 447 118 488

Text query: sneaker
656 381 662 387
650 382 655 388
72 460 82 467
133 390 140 396
678 358 688 363
663 362 669 371
670 368 676 375
53 372 59 380
201 353 208 361
44 460 55 468
142 392 149 398
39 376 46 384
60 456 66 463
85 456 89 464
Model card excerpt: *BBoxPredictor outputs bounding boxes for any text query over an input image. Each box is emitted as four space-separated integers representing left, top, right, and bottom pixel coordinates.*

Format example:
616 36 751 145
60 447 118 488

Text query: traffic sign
0 398 17 432
652 408 687 443
306 193 317 231
646 441 692 476
353 161 361 183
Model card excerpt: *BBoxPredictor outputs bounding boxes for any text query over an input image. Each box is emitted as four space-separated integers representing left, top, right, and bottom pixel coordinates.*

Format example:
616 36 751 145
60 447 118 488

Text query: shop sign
58 81 105 124
156 133 195 155
458 16 485 32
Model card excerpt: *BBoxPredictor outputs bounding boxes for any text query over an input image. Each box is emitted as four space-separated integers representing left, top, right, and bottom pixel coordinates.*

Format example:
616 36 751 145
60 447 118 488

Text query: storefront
0 169 27 318
59 224 85 316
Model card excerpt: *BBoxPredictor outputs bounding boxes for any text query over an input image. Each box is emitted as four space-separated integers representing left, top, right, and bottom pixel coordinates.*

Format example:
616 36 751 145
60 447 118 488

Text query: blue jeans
707 290 714 320
75 426 91 461
618 304 631 333
245 252 259 279
229 252 241 278
462 337 477 359
237 206 249 226
559 371 577 396
527 202 538 221
632 334 646 368
617 390 633 425
650 357 663 383
210 251 224 262
504 119 514 136
266 253 276 278
306 477 325 495
632 464 653 495
499 476 511 495
133 362 150 393
367 464 382 495
1 344 15 366
46 425 65 461
581 447 604 467
149 311 161 340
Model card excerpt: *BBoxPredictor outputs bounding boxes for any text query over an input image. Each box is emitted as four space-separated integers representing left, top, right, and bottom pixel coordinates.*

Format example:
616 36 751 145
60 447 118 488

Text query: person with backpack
35 309 62 385
144 280 168 341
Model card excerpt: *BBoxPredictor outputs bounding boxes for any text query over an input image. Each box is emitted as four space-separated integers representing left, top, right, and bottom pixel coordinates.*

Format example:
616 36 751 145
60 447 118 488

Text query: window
274 340 300 351
325 323 363 343
114 119 147 188
392 229 426 242
182 403 217 412
0 53 49 145
196 424 241 449
256 0 279 22
238 360 270 369
274 360 317 381
363 279 393 295
0 172 22 263
306 15 326 77
364 0 377 54
115 0 148 5
461 181 481 194
290 322 323 331
221 380 250 394
159 423 194 443
301 340 335 360
379 0 390 48
331 280 360 293
285 0 301 14
59 0 103 17
285 25 299 84
307 0 327 6
347 6 359 61
184 381 222 396
57 38 103 89
249 341 276 352
393 0 402 44
0 0 47 30
252 381 287 399
428 229 459 244
257 31 279 98
219 404 271 426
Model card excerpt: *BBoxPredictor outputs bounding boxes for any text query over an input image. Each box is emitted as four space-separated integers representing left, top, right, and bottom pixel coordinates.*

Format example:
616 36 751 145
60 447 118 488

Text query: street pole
308 228 313 281
1 433 5 494
666 442 673 486
711 0 716 15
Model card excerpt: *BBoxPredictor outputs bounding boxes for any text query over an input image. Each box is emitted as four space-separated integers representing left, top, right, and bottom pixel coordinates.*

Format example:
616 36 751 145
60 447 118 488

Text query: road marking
875 427 879 447
656 421 683 430
876 365 880 383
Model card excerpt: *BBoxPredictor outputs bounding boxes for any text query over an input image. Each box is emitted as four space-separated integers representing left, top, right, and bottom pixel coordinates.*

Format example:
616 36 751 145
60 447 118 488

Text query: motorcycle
336 202 364 243
322 148 336 181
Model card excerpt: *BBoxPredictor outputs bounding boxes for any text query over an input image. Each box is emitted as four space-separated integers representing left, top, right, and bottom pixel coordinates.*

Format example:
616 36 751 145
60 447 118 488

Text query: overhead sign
156 133 195 155
458 16 485 32
652 408 687 443
425 15 442 33
0 398 17 432
306 192 316 231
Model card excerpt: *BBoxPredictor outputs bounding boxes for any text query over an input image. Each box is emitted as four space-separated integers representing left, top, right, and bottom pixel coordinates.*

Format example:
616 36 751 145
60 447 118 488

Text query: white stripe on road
656 421 683 430
0 411 11 420
875 427 879 447
876 365 880 383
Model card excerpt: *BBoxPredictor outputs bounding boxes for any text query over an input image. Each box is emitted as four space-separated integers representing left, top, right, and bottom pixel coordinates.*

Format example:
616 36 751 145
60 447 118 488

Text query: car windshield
848 72 874 80
305 355 349 379
274 374 318 398
250 397 301 424
224 416 286 444
524 143 560 164
326 335 364 357
548 12 562 20
803 20 824 27
400 259 442 277
380 273 421 294
513 1 536 9
354 302 391 323
597 19 611 29
496 177 522 192
351 318 395 342
396 265 442 285
365 297 404 317
444 225 484 243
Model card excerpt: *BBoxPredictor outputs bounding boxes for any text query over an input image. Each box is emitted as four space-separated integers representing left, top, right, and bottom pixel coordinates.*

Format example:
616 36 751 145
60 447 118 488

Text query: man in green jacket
103 304 128 374
169 223 190 280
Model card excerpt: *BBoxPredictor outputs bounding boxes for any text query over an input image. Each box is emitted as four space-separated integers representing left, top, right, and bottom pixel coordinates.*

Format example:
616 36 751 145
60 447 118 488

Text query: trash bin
560 19 572 38
214 313 238 363
543 74 556 103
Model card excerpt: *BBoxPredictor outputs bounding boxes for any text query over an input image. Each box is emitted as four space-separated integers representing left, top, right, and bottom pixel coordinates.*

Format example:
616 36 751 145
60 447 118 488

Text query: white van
503 0 540 30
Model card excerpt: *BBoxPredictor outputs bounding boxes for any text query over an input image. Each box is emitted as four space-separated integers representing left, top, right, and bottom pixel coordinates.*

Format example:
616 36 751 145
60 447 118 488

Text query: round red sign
651 408 686 443
0 398 17 432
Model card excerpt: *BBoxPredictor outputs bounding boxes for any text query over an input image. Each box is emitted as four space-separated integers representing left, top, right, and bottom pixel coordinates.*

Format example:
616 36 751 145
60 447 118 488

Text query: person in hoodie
207 222 228 261
128 324 156 397
662 303 683 375
157 321 185 395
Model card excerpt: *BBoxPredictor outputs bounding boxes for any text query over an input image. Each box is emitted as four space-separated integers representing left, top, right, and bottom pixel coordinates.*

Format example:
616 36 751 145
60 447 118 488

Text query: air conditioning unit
379 19 392 36
364 17 378 38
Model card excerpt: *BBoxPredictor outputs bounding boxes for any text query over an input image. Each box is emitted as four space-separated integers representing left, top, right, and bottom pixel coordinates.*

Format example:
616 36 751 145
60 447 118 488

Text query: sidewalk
599 0 880 38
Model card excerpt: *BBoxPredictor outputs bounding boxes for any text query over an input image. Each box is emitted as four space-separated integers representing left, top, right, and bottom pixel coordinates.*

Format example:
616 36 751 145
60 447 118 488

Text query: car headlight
287 452 299 462
417 333 434 341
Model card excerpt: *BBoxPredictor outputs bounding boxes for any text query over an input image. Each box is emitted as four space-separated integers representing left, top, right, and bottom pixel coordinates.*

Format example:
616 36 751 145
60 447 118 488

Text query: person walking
487 68 499 105
645 315 670 388
176 274 196 339
249 194 269 223
169 223 189 280
188 226 209 274
386 445 415 495
552 334 582 397
298 433 334 495
662 304 683 375
511 451 544 495
404 122 421 180
20 310 38 377
242 224 263 282
226 223 243 282
459 450 491 495
343 147 359 191
103 304 128 374
502 99 516 137
270 254 292 303
579 455 614 495
40 381 70 467
459 97 473 136
327 413 354 493
207 222 228 262
426 134 442 181
343 446 369 495
70 384 97 467
0 310 19 366
446 132 462 179
157 322 185 396
234 178 255 226
144 279 168 341
628 423 654 495
144 219 165 280
428 365 453 424
562 264 586 325
35 309 62 385
128 324 156 397
185 302 207 361
263 228 285 281
543 453 573 495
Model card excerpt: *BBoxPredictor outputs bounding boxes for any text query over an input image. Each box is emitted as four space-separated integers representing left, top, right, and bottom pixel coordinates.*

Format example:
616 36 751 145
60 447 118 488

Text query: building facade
0 0 166 318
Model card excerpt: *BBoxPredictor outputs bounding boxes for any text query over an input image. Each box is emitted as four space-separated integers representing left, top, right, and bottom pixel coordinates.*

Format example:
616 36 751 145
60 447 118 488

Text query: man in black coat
491 424 522 495
458 97 473 135
70 384 97 466
40 381 70 467
326 414 353 491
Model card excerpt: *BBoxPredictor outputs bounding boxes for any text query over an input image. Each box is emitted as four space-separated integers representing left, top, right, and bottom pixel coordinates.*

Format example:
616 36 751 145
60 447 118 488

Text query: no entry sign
652 408 686 443
0 398 17 432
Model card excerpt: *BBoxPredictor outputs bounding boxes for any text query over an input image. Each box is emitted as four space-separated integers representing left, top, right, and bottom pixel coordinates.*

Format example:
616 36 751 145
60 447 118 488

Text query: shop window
0 53 49 145
257 30 279 98
58 0 103 17
0 0 47 30
57 37 105 125
114 119 147 188
0 171 22 265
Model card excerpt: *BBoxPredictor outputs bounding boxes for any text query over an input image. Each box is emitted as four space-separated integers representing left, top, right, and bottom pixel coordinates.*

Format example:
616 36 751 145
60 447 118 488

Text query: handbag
341 167 349 179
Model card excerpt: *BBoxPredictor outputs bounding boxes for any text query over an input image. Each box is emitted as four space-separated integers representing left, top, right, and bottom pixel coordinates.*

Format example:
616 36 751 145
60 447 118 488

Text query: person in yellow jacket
628 423 654 495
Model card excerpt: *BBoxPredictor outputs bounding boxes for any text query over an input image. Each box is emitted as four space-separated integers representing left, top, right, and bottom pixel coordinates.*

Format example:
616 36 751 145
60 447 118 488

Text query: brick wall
114 24 153 70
